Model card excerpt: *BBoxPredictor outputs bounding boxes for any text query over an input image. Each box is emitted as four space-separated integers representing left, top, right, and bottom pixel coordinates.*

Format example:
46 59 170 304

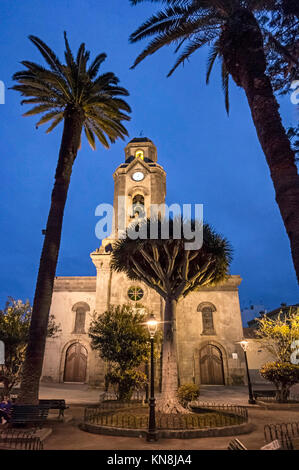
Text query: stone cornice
53 274 241 293
53 276 96 292
193 275 242 292
113 159 165 180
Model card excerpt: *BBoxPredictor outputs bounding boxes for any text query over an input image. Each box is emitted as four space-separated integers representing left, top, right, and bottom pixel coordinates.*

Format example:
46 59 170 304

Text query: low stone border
33 427 53 441
79 421 254 439
47 412 73 424
256 400 299 411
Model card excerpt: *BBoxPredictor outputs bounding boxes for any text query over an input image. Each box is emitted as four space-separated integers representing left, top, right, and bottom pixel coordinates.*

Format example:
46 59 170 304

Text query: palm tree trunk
3 377 10 397
157 298 187 414
221 9 299 283
18 106 84 404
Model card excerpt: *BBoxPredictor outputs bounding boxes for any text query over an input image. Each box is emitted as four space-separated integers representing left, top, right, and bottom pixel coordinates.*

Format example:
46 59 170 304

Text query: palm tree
12 33 131 403
111 218 232 413
129 0 299 283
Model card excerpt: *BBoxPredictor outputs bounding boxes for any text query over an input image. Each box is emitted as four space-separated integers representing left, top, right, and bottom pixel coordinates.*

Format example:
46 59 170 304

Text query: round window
128 286 144 301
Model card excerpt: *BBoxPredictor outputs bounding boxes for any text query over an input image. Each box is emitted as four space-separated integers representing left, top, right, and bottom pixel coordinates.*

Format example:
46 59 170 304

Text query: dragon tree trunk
157 298 187 414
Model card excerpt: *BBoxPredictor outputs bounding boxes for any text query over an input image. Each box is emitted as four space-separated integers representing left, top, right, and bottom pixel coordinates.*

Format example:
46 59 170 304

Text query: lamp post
146 314 158 442
238 339 256 405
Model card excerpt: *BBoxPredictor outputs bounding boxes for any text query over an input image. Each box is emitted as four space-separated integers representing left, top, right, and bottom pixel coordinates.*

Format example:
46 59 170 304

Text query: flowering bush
260 361 299 402
256 308 299 363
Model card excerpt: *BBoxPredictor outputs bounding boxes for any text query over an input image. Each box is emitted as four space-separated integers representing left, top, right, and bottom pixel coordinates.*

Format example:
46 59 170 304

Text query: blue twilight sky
0 0 298 316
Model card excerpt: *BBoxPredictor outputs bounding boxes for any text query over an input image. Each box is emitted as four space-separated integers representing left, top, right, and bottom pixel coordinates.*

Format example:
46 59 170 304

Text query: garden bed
80 401 253 439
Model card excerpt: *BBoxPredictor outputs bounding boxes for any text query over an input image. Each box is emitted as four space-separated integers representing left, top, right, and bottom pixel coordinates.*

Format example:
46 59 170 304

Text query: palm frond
221 59 230 114
28 35 63 74
206 39 220 84
46 113 64 133
167 34 213 76
84 123 96 150
88 53 107 79
63 31 76 70
22 104 55 117
130 0 194 6
130 5 197 43
12 33 131 149
35 110 64 128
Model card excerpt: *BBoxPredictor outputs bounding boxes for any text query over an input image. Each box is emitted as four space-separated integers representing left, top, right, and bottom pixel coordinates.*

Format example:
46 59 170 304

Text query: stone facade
42 138 247 387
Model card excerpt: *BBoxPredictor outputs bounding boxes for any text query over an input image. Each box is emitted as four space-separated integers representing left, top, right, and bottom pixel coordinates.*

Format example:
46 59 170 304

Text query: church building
42 137 247 388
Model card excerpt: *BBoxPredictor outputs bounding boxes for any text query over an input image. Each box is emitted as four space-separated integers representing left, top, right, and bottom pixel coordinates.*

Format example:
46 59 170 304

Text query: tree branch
131 258 167 298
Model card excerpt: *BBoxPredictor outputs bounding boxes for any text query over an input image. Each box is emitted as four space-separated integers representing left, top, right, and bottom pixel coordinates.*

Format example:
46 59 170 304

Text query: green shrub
260 362 299 402
106 368 147 402
230 374 245 386
178 383 200 406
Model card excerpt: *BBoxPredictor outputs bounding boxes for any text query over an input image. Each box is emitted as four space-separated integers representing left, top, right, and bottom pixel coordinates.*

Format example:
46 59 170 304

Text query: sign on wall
0 340 4 365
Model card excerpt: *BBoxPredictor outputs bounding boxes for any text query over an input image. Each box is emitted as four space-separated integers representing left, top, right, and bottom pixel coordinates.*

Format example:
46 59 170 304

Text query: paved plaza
38 382 299 406
35 383 299 450
43 405 298 450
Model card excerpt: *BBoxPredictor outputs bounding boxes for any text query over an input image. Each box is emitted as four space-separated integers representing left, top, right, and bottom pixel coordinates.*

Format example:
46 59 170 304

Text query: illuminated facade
42 138 246 387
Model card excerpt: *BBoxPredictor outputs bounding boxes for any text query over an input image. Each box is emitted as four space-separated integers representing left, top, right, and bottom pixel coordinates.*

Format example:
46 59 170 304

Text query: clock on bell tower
92 137 166 256
111 137 166 237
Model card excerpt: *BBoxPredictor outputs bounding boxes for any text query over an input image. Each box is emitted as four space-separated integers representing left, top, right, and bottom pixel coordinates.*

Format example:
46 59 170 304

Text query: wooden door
199 344 224 385
64 343 87 383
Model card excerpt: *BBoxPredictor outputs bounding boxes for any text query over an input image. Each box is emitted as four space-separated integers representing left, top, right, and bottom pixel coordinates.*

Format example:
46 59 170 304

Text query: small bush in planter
178 383 200 406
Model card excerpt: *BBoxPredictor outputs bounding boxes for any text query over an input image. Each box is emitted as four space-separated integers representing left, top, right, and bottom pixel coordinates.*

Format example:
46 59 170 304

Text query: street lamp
146 314 158 442
238 339 256 405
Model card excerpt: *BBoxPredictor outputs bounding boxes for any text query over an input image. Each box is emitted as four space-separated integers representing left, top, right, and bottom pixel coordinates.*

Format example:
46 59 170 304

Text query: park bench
0 429 43 450
253 389 276 399
228 437 292 451
227 438 247 450
39 399 69 418
10 404 49 428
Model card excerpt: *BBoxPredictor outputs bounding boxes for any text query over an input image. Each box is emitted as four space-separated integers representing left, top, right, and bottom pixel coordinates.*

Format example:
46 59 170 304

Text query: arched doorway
64 343 88 383
199 344 225 385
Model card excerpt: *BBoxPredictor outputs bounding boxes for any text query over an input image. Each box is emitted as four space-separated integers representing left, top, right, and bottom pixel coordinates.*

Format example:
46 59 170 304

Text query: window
131 194 145 219
74 308 86 334
72 302 90 334
202 307 215 335
133 194 144 206
135 150 144 160
197 302 216 335
128 286 144 301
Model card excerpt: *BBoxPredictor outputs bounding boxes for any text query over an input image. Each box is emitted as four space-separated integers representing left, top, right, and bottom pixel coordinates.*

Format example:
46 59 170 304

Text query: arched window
133 194 144 206
197 302 216 335
135 150 144 160
72 302 90 334
131 194 145 219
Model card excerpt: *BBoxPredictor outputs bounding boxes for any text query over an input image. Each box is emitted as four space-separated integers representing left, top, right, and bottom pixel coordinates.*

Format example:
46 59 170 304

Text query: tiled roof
129 137 152 143
243 327 258 338
247 304 299 327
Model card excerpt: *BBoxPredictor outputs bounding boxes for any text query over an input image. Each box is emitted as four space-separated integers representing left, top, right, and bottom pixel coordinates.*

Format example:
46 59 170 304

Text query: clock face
132 171 144 182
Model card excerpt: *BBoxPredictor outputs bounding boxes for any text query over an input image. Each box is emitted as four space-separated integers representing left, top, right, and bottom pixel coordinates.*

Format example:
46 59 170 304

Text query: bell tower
90 137 166 312
112 137 166 236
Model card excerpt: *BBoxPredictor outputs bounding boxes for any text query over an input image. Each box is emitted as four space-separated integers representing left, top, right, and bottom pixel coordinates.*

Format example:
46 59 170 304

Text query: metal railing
99 391 146 402
264 422 299 444
84 401 248 430
190 401 248 419
0 430 43 450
